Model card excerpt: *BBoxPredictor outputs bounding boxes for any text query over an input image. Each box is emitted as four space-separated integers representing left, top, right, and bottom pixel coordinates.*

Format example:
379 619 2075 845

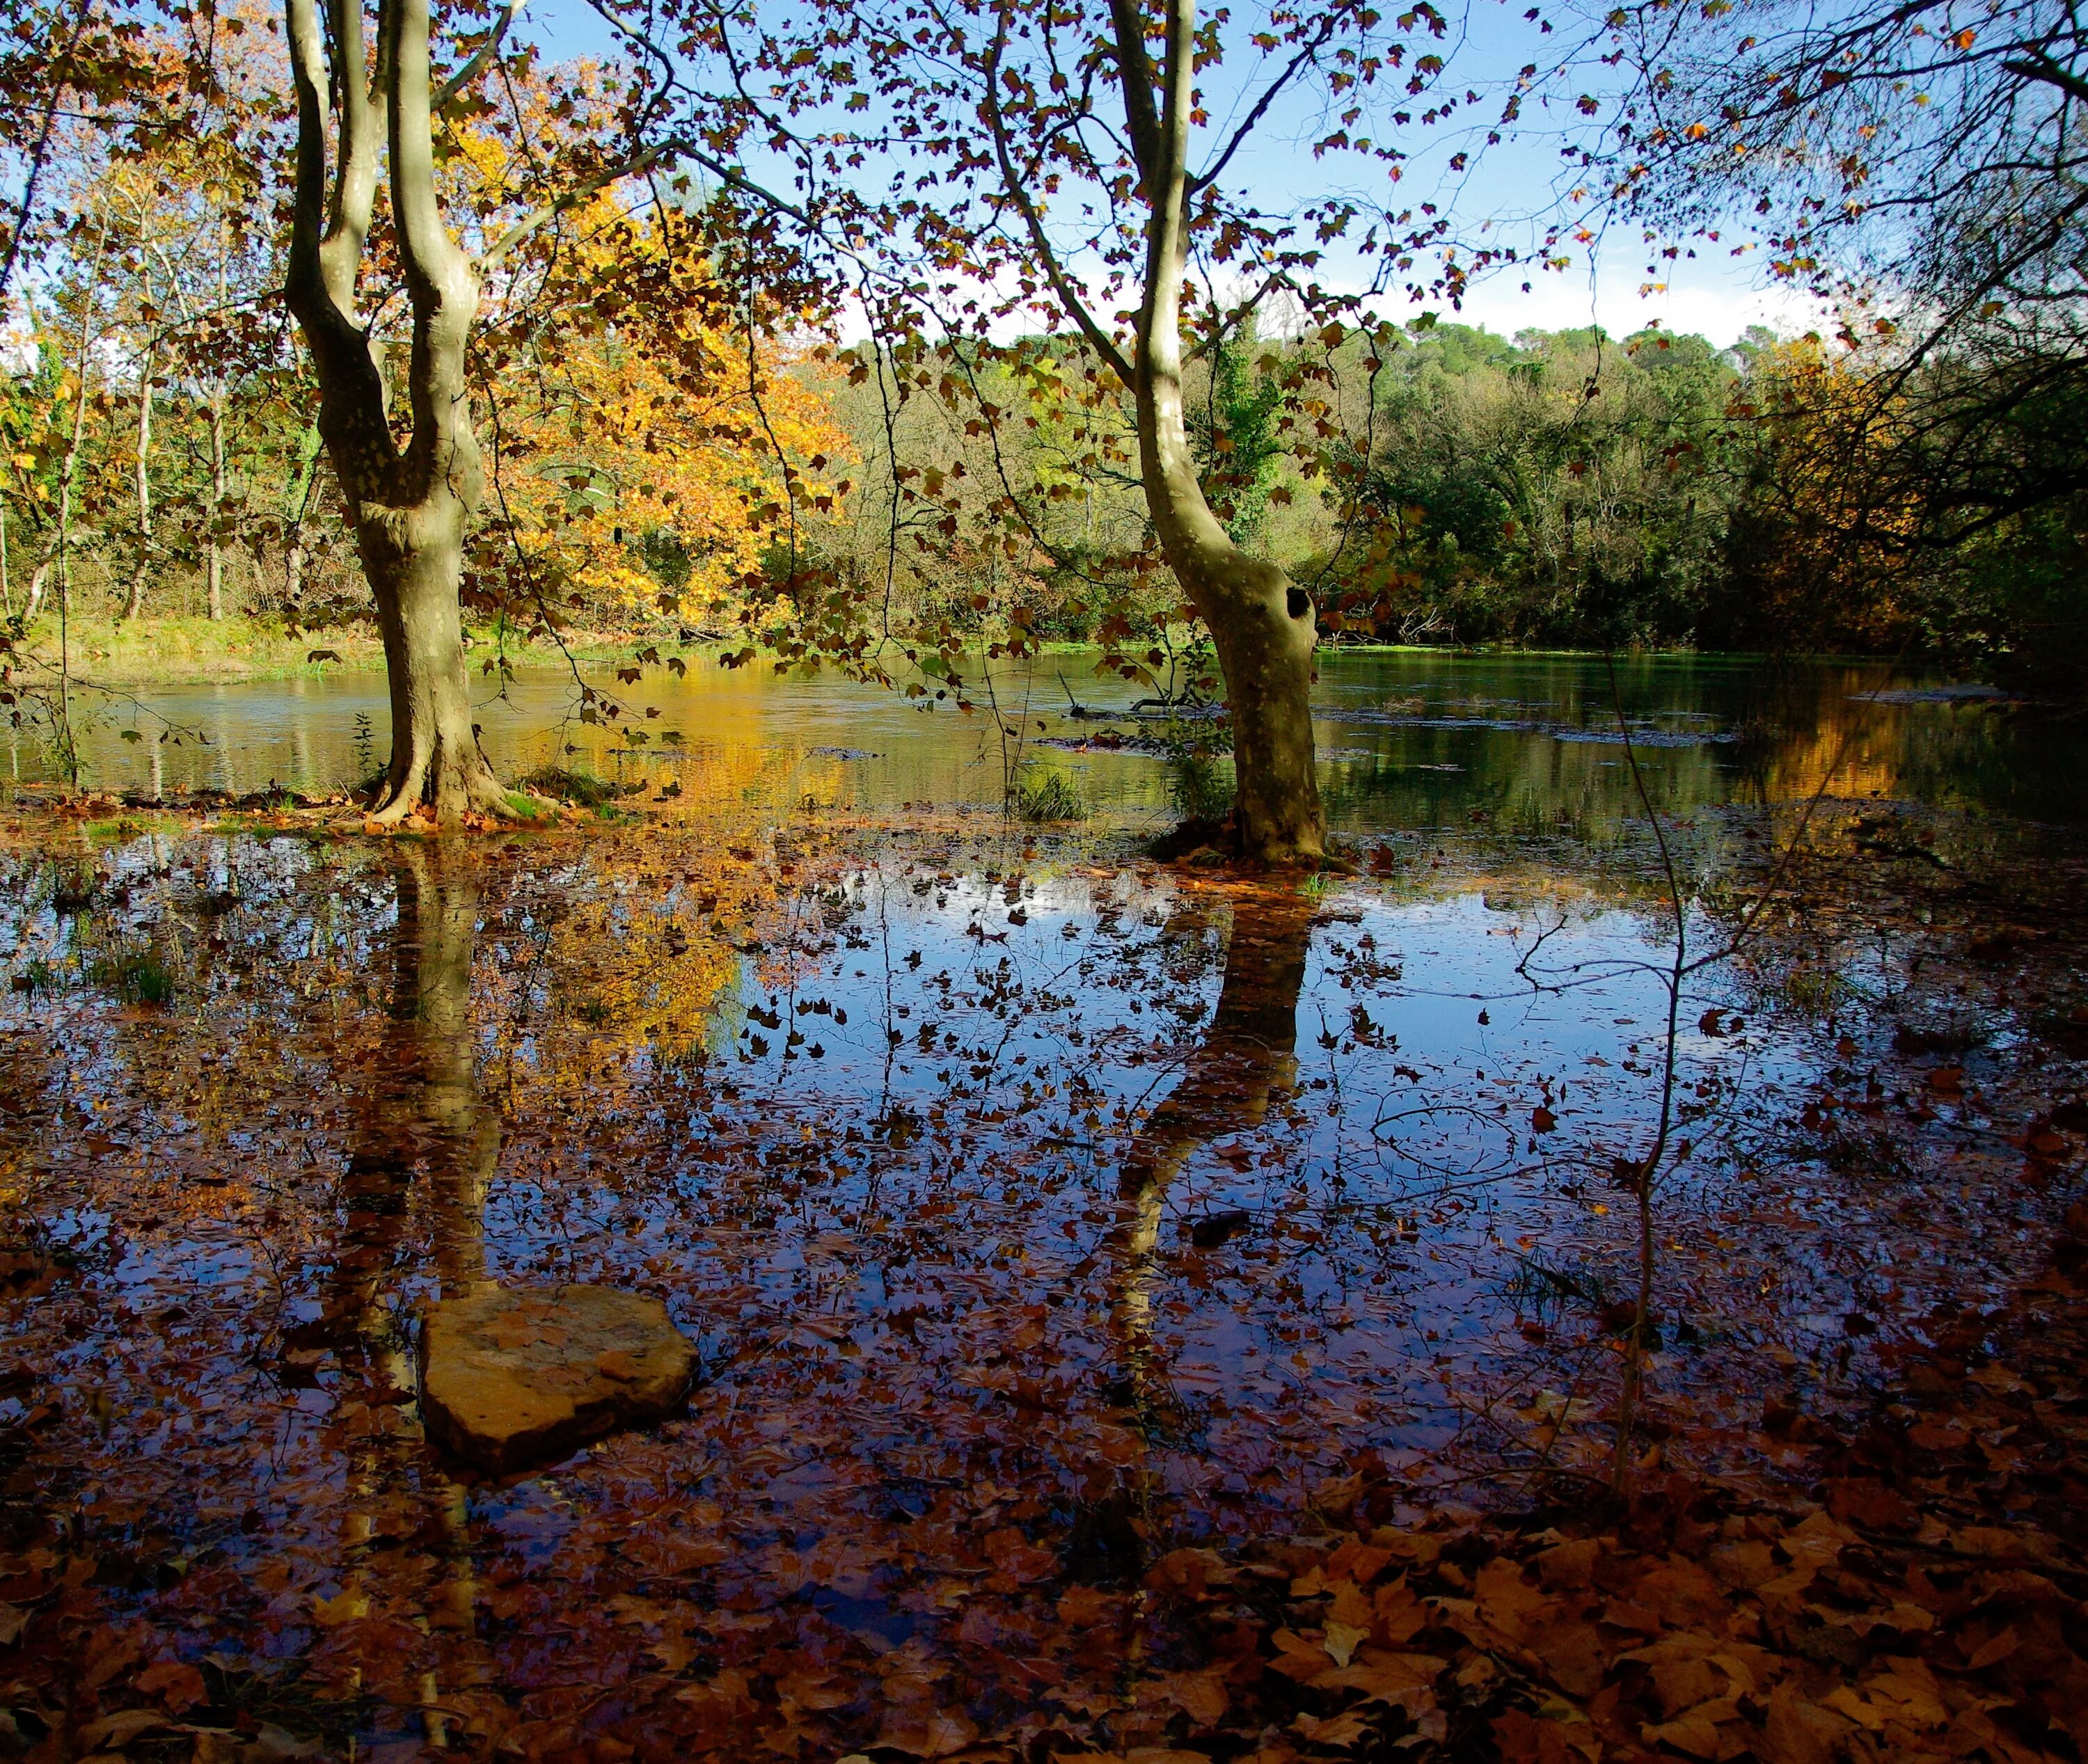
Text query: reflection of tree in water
321 845 496 1745
329 846 496 1363
1093 887 1314 1571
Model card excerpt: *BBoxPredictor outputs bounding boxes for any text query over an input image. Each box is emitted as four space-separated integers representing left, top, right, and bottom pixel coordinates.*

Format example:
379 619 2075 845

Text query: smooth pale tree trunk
1122 0 1325 864
25 238 102 627
285 0 511 823
205 394 228 620
122 344 155 622
26 236 104 626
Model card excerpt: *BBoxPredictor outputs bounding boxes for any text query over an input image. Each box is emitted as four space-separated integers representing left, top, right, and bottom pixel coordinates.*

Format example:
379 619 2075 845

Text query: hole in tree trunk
1286 587 1312 621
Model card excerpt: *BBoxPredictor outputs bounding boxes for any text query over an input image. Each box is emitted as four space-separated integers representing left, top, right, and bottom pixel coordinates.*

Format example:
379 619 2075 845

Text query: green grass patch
1013 770 1087 823
88 944 177 1007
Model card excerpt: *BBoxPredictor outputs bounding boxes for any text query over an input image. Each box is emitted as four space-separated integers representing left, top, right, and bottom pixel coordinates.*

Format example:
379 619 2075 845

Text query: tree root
1147 811 1350 872
364 750 535 829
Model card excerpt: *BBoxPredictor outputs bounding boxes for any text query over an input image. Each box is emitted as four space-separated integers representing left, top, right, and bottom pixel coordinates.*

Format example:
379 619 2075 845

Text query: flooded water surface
1 651 2083 1758
42 647 2088 829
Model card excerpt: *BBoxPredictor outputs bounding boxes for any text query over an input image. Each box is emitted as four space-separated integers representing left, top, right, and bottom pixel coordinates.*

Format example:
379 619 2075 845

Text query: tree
696 0 1526 861
1607 0 2088 681
281 0 519 822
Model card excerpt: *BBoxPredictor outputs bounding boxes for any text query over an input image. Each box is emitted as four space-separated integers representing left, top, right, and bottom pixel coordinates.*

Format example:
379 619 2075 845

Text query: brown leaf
1759 1681 1856 1764
1160 1666 1229 1726
1322 1619 1368 1667
135 1658 207 1713
1535 1538 1600 1591
1645 1712 1725 1759
873 1708 979 1758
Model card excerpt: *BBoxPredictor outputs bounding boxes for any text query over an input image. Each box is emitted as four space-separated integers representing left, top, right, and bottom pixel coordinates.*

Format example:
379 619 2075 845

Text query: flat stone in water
419 1285 697 1473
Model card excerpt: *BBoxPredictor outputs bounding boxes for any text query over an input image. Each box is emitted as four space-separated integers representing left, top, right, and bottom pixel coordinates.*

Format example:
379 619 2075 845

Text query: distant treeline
781 317 2085 695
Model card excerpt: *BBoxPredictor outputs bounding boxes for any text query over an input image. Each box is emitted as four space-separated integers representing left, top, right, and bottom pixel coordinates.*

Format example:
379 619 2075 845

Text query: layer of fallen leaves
1098 1196 2088 1764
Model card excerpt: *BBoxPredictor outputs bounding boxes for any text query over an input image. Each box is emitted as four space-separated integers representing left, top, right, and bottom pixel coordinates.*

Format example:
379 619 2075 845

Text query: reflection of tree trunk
1112 887 1315 1411
326 847 495 1737
333 845 494 1342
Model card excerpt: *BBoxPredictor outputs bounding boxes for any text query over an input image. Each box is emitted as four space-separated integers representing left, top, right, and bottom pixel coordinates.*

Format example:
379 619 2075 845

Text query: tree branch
1188 18 1338 196
319 0 384 316
479 137 811 267
1106 0 1164 175
434 0 521 109
983 9 1134 385
2002 50 2088 109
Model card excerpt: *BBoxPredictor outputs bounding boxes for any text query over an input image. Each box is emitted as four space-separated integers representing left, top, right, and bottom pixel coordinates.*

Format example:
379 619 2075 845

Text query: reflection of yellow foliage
484 742 805 1088
1764 720 1900 804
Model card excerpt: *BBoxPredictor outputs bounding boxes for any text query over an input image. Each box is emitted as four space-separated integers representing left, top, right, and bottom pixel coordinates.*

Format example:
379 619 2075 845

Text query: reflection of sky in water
8 824 2039 1543
32 649 2088 827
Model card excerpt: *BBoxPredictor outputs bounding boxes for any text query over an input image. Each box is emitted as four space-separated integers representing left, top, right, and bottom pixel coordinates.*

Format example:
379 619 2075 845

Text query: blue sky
521 0 1827 347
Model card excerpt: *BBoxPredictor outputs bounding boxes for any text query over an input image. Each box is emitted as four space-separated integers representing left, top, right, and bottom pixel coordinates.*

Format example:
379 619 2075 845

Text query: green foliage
518 766 638 808
1166 749 1236 823
1189 321 1286 546
1322 324 1735 647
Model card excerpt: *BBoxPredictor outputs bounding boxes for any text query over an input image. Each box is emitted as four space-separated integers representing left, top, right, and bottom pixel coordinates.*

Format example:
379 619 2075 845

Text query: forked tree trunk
1120 0 1326 866
285 0 510 825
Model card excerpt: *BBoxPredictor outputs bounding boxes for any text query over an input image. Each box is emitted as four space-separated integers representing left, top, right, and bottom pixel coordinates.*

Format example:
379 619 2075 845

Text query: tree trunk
283 0 512 825
123 344 155 622
24 255 100 628
360 497 504 820
206 394 227 620
1120 0 1326 865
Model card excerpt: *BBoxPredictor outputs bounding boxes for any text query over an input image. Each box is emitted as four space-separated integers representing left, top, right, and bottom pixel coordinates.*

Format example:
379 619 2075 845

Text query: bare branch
2000 50 2088 108
1188 17 1340 196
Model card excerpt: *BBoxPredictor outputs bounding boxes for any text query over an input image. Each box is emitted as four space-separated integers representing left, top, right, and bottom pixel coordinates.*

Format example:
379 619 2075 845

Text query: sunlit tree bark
1105 0 1325 863
283 0 509 823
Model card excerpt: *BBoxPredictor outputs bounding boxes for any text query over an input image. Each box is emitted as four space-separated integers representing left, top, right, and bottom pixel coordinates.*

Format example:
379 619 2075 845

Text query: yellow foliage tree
457 144 851 630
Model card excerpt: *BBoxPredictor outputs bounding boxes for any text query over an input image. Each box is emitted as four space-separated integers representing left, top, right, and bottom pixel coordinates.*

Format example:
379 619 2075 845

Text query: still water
40 648 2087 829
3 644 2082 1754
